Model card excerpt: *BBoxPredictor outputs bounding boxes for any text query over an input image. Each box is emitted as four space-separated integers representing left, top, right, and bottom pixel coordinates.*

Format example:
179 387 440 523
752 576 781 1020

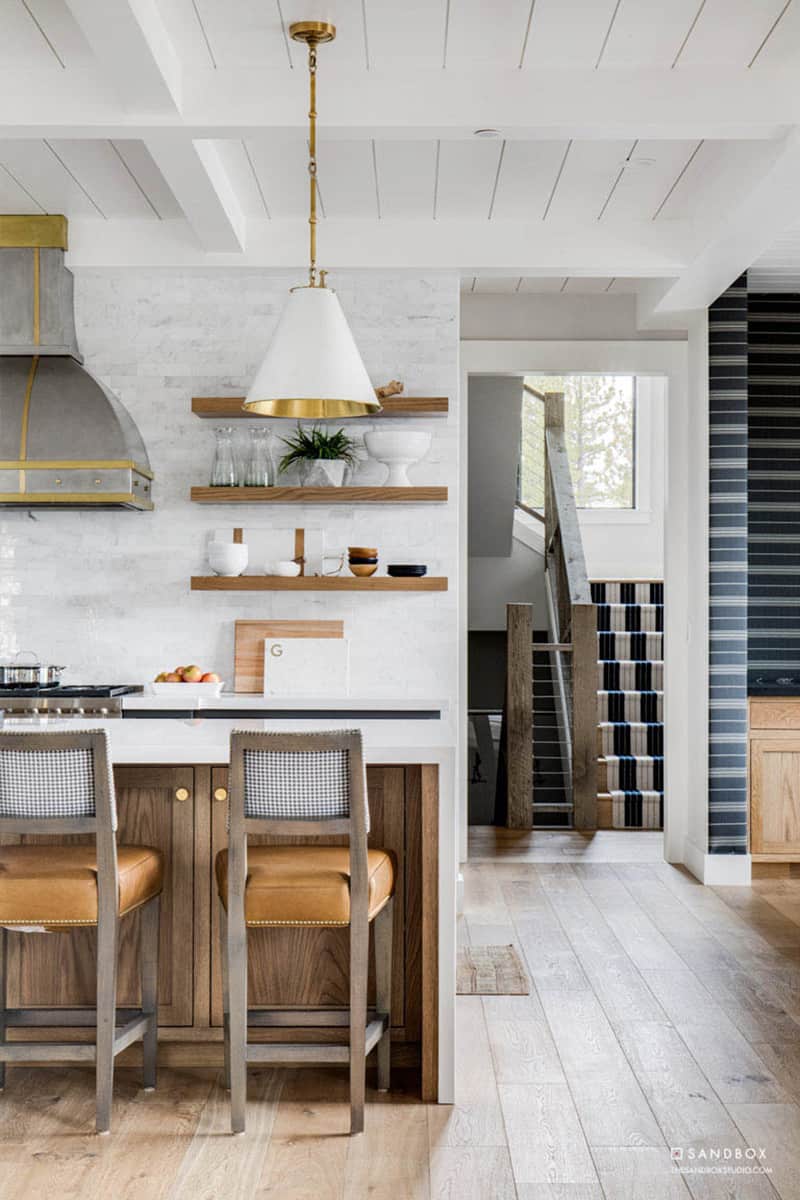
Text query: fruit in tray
154 666 221 683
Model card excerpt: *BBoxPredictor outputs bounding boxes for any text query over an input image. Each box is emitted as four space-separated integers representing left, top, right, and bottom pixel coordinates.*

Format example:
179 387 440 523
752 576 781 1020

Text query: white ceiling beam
63 0 181 113
143 139 245 252
642 126 800 318
0 66 797 138
63 216 688 273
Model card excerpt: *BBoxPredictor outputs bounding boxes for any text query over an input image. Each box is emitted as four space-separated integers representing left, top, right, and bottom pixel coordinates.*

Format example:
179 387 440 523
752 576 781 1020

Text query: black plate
348 556 379 564
387 564 427 577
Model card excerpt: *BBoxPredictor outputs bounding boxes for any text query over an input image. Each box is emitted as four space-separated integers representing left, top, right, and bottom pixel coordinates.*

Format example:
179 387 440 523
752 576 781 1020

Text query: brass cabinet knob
214 787 228 802
175 787 190 802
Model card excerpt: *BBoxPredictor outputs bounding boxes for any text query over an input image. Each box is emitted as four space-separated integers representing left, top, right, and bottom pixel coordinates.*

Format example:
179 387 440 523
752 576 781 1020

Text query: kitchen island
0 715 455 1103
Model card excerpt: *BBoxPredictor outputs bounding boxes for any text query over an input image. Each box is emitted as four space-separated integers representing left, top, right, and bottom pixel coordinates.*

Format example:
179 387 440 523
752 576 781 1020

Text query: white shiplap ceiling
0 0 800 323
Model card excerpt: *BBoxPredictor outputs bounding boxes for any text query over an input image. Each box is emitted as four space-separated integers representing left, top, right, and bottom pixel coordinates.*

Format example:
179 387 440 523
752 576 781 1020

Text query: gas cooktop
0 685 144 698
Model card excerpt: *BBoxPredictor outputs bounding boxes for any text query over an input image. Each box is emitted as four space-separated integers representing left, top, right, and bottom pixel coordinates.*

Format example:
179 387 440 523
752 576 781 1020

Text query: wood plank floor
3 831 800 1199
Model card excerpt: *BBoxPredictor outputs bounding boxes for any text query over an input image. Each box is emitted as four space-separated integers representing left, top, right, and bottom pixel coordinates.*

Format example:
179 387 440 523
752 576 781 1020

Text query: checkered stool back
231 729 368 832
0 729 116 829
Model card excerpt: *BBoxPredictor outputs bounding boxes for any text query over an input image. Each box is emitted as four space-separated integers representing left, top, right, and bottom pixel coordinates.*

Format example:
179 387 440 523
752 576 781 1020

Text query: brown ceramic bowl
349 562 379 578
348 546 378 558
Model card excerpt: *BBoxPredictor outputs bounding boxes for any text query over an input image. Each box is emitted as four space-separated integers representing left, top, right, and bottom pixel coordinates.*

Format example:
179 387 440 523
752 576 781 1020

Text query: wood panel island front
0 716 454 1102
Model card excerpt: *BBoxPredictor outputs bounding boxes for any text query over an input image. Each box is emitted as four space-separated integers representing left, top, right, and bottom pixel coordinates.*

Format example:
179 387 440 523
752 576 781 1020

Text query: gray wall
468 375 524 556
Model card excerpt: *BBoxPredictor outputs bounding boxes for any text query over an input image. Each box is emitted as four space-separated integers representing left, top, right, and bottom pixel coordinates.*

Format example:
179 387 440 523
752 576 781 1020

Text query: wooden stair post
542 391 598 832
504 603 534 829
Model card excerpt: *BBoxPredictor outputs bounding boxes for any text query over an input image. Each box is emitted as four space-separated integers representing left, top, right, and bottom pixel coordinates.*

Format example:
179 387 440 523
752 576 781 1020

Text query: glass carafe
245 428 271 487
210 426 236 487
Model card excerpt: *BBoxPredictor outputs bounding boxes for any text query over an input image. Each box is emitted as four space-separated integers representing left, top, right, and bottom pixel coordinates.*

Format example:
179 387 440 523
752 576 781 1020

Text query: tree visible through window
518 375 635 511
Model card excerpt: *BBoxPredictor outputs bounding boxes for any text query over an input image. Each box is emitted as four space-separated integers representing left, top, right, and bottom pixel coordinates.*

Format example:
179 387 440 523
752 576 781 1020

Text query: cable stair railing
498 390 598 832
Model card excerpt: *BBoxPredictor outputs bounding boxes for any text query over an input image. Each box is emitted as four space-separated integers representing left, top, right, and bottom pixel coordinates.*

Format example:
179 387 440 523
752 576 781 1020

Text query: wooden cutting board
233 619 344 693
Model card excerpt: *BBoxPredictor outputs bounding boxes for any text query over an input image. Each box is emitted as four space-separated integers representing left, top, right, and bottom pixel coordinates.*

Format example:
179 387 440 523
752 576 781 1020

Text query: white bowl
267 560 302 577
149 681 225 697
363 430 431 487
208 542 248 576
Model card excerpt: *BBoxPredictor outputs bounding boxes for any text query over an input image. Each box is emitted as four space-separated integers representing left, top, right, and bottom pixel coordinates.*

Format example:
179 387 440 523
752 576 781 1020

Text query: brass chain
308 41 318 287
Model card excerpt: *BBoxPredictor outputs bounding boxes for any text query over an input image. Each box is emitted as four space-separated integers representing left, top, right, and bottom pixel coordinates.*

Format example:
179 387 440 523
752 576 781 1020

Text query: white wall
0 270 460 708
461 292 688 343
469 536 546 630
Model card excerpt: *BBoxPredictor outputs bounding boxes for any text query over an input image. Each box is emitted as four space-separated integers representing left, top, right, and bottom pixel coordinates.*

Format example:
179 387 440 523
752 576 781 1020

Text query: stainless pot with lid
0 652 66 688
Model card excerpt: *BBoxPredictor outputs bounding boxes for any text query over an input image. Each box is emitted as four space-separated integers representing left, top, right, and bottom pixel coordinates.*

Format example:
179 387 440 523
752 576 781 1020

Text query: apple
201 672 220 683
164 671 182 683
182 665 203 683
174 666 186 678
154 671 168 682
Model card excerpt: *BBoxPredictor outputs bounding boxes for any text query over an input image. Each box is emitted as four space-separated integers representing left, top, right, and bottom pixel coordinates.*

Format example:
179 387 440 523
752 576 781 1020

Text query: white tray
148 681 225 698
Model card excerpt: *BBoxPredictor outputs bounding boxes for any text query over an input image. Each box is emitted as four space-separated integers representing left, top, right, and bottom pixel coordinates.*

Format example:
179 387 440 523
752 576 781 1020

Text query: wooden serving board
233 619 344 693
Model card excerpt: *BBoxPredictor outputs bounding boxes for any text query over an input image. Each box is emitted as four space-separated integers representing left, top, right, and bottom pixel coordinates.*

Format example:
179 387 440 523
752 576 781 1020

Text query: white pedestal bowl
363 430 432 487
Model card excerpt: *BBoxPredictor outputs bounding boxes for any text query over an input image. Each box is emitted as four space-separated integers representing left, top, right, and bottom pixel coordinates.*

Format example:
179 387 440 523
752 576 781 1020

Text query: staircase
592 581 665 830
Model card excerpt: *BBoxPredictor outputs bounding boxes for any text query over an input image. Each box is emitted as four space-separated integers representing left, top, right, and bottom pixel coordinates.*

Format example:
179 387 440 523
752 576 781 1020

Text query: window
518 374 636 512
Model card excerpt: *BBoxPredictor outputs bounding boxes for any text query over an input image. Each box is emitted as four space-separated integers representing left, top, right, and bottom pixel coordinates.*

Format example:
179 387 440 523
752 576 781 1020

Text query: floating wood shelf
190 486 448 504
192 396 448 419
191 575 448 592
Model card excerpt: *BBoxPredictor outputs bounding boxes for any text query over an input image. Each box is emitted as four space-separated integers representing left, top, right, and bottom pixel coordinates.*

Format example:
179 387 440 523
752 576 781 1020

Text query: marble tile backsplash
0 270 460 701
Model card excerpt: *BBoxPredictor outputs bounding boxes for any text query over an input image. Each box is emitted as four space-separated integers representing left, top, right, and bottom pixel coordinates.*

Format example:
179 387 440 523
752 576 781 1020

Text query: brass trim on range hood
0 215 68 250
0 459 155 479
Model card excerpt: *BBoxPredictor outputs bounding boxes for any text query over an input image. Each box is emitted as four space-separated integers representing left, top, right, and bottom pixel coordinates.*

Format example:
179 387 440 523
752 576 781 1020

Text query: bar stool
215 729 395 1135
0 730 163 1133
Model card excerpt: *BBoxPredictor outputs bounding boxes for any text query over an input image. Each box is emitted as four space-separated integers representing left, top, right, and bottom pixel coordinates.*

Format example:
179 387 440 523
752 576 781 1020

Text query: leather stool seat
0 844 164 927
215 844 395 926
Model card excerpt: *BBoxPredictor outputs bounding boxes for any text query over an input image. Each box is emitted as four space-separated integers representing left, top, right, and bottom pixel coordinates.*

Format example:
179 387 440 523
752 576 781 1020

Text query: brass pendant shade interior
243 21 380 420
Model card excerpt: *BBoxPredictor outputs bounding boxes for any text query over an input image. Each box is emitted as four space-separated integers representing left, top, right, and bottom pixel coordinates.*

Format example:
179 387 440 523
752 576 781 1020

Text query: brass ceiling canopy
242 18 380 419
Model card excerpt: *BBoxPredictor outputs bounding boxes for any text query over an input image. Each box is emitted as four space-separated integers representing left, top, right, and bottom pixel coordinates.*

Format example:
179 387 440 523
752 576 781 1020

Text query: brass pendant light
243 20 381 418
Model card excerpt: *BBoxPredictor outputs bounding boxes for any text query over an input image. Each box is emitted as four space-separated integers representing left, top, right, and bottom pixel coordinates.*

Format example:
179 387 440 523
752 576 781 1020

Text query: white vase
363 430 432 487
300 459 348 487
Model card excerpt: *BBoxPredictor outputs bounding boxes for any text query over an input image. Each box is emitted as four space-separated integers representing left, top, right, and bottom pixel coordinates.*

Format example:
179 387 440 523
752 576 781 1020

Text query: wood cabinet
0 758 439 1095
749 699 800 861
750 734 800 859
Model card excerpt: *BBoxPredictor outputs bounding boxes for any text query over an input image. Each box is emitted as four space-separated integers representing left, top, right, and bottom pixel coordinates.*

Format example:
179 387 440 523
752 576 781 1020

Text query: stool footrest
246 1007 378 1028
113 1014 151 1056
243 1015 389 1067
0 1042 96 1063
5 1007 141 1028
246 1042 349 1065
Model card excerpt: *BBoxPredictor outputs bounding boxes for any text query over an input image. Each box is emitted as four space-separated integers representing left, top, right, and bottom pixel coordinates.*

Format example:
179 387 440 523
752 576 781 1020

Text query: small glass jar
210 426 236 487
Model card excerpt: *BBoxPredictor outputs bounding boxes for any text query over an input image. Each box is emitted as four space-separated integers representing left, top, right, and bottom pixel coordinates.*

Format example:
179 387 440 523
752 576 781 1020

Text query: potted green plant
278 425 359 487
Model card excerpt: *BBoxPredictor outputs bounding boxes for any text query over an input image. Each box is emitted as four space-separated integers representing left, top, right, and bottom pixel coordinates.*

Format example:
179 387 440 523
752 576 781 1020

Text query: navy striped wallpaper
748 294 800 676
708 275 749 854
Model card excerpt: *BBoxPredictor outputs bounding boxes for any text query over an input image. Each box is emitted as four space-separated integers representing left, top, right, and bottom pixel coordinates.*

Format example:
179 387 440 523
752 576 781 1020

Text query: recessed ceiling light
619 156 657 168
473 128 501 138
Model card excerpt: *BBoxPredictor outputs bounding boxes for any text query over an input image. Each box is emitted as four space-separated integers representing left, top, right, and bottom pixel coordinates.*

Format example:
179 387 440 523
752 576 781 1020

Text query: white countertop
123 693 449 713
0 715 453 765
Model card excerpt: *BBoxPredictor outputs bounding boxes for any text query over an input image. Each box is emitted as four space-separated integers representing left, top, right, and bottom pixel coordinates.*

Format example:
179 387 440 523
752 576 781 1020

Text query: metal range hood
0 215 153 510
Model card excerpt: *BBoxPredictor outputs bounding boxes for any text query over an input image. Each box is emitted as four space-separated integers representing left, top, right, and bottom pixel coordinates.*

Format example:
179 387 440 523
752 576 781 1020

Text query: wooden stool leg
141 895 160 1091
374 899 393 1092
0 928 6 1091
227 904 247 1134
219 900 231 1091
95 912 119 1134
349 915 368 1135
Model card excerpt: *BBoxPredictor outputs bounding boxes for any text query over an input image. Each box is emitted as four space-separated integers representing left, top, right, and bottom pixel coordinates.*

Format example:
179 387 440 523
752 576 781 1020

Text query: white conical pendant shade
243 285 381 418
